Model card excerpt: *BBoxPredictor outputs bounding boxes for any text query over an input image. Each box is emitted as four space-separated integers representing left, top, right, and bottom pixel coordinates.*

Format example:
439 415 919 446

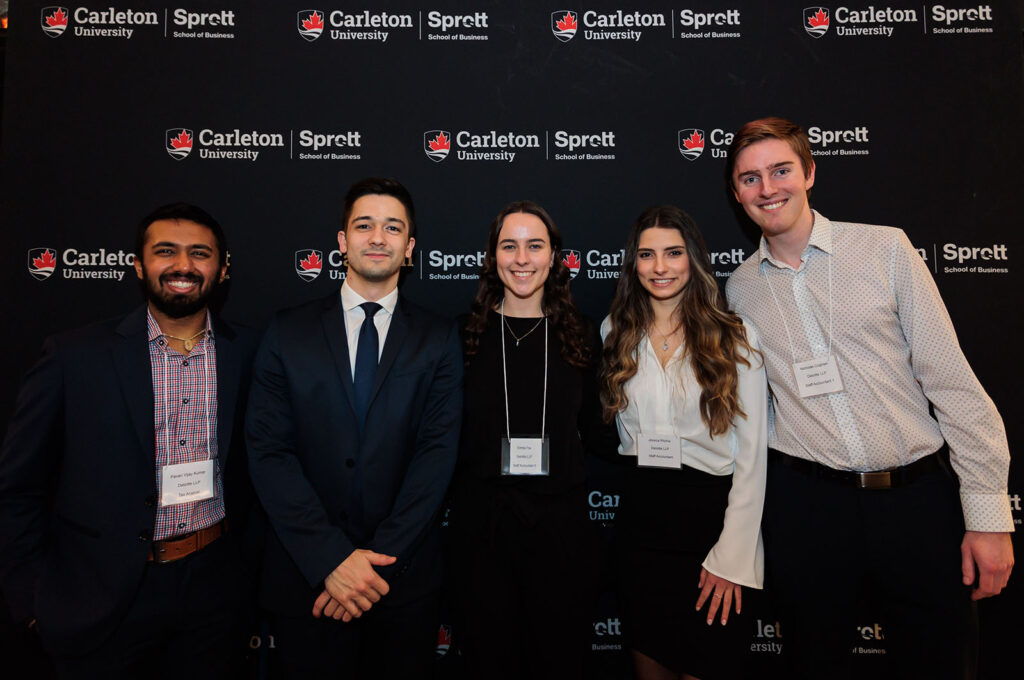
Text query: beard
141 267 217 319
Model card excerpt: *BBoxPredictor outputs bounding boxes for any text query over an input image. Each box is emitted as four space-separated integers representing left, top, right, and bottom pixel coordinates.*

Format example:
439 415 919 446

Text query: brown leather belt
769 448 945 490
148 520 225 564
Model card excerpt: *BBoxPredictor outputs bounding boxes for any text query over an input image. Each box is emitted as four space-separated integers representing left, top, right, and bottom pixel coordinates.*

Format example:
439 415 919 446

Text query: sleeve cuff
960 492 1016 533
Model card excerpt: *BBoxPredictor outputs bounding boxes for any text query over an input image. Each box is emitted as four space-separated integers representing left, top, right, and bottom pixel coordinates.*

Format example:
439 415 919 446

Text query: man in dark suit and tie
0 203 262 677
246 177 462 678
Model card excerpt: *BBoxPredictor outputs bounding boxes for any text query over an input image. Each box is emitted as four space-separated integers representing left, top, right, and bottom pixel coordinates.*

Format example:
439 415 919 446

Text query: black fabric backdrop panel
2 2 1022 677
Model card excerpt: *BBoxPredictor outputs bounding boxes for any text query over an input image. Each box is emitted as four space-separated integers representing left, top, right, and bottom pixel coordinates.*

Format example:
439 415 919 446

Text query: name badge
501 437 550 476
637 433 682 469
160 459 216 507
793 355 845 398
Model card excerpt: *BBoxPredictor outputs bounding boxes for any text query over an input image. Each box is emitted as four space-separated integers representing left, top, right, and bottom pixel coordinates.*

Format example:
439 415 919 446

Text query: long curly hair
600 205 759 435
463 200 591 368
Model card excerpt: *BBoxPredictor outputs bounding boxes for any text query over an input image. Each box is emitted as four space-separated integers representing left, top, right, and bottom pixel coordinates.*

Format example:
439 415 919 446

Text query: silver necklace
503 315 545 347
651 323 678 352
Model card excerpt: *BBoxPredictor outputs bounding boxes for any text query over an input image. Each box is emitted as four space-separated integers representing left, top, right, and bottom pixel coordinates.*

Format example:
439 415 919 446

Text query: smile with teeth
512 271 534 278
650 279 674 285
165 279 199 292
760 199 787 211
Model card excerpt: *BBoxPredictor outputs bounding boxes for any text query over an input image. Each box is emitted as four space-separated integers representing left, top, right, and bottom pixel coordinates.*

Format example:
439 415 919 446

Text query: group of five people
0 117 1013 680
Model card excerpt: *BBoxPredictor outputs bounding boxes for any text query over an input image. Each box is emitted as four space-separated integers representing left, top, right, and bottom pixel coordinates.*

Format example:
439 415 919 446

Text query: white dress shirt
340 281 398 378
725 211 1013 533
601 317 769 589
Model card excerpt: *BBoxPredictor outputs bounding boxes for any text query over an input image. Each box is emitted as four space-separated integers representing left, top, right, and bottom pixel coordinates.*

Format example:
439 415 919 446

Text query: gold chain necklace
163 329 206 352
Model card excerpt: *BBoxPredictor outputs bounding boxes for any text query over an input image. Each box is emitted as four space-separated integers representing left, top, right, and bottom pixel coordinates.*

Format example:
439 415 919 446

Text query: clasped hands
312 548 396 622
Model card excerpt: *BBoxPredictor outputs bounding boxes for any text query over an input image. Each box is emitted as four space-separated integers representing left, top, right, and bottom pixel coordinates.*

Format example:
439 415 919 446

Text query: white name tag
637 433 682 469
793 355 845 398
160 459 215 507
501 437 550 476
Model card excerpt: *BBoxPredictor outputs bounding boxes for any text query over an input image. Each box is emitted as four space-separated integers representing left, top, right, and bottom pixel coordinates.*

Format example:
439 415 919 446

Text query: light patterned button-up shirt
726 212 1012 532
147 309 224 540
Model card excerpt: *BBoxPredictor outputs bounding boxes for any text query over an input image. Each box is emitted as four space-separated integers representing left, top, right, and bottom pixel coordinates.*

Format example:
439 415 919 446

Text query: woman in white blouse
600 205 768 680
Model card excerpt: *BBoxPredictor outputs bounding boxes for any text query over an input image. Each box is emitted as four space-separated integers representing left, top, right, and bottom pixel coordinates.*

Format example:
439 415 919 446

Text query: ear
337 230 348 254
404 237 415 259
133 256 143 281
804 160 816 191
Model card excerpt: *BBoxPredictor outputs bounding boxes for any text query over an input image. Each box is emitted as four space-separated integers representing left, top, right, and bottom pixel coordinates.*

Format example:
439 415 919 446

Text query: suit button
145 496 156 508
345 458 355 468
138 529 151 542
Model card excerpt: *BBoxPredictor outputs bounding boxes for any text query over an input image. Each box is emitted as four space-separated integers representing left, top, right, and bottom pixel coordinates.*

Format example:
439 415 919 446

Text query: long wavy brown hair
600 205 759 435
463 200 591 368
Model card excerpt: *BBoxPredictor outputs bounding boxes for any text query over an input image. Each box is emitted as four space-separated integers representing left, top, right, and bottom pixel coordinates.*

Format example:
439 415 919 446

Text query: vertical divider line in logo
921 5 927 33
163 8 167 37
671 10 675 38
932 243 937 273
290 130 294 159
418 250 423 279
545 131 549 160
419 11 422 40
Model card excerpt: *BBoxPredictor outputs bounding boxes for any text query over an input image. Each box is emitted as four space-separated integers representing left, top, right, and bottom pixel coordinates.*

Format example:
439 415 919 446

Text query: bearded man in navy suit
246 177 462 679
0 203 262 678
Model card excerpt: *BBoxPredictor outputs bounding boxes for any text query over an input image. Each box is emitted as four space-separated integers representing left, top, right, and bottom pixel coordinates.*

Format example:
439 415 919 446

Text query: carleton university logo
298 9 325 41
562 249 582 279
551 10 578 42
295 249 323 281
424 130 451 162
677 129 705 161
166 128 194 160
436 624 452 656
41 7 70 37
28 248 58 281
804 7 830 37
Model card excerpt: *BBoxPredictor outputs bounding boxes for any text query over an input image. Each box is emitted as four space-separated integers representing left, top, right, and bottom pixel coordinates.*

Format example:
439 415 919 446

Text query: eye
529 243 545 250
385 224 401 233
668 249 686 257
637 252 651 259
743 175 759 186
774 167 791 178
191 250 210 259
501 243 515 250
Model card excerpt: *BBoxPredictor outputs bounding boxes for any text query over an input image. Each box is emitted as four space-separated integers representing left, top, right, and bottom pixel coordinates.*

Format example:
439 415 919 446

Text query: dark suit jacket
246 292 462 615
0 305 261 655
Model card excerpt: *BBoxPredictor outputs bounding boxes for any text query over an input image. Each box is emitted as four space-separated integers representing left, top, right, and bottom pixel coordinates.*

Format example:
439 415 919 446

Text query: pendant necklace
164 329 206 352
503 315 545 347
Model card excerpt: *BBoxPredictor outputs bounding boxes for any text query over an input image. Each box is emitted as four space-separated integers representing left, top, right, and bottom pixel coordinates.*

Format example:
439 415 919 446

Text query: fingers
706 588 723 625
960 543 976 587
734 585 743 615
720 588 733 625
695 579 714 613
311 590 331 618
698 567 708 589
364 550 398 567
323 597 340 619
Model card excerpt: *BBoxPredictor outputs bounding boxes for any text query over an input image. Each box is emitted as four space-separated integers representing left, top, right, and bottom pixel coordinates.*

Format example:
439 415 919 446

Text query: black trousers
271 591 440 680
50 536 250 680
763 453 977 680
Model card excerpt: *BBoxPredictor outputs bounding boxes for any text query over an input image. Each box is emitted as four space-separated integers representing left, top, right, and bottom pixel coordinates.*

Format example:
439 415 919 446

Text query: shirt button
177 522 186 529
179 439 186 446
345 458 356 468
158 339 165 346
182 360 189 367
182 398 189 404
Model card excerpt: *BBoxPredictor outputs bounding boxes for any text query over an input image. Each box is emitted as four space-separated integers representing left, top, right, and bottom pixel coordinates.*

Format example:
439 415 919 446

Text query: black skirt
615 464 747 680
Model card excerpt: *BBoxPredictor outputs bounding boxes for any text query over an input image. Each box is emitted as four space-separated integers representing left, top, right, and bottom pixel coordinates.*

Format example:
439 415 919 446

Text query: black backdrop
2 2 1022 677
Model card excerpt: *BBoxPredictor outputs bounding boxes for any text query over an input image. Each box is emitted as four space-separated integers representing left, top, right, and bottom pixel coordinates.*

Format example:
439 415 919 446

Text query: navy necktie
353 302 382 430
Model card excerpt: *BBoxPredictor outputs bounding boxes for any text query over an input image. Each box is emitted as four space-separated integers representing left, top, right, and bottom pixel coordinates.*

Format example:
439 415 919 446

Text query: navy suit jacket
246 292 462 615
0 305 261 655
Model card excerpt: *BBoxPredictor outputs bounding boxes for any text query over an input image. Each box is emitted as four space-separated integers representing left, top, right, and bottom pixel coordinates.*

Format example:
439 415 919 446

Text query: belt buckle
857 470 892 490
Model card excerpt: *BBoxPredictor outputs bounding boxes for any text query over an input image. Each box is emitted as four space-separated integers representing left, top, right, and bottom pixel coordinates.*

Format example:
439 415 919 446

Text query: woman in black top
451 200 611 680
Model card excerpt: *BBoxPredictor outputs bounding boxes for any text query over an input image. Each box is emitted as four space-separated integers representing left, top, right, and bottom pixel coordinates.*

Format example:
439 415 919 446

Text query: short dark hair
727 117 814 188
135 203 228 267
342 177 417 239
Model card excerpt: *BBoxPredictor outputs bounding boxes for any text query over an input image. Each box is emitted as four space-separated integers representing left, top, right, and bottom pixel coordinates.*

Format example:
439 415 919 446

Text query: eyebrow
498 238 547 244
637 244 686 251
351 215 406 226
736 160 794 179
151 241 213 251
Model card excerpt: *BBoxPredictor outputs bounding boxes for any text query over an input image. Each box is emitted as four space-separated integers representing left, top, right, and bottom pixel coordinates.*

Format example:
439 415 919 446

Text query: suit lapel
321 293 357 411
212 317 239 467
370 296 410 406
111 306 155 457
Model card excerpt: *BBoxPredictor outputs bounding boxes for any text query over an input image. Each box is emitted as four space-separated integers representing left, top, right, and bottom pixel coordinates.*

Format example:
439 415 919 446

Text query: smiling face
731 137 816 242
134 218 226 319
636 226 691 304
495 211 553 310
338 194 415 297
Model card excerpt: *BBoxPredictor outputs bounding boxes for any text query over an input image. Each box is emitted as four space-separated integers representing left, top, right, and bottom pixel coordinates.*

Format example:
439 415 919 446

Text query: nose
514 246 530 264
760 175 776 196
368 225 386 245
174 250 196 272
653 254 668 274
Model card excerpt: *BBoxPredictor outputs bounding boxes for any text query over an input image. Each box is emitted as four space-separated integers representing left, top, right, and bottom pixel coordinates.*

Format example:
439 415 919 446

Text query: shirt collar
758 210 834 269
340 280 398 317
146 307 214 345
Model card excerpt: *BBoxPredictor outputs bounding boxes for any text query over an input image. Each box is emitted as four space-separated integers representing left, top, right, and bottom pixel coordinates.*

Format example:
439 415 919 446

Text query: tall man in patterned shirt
724 118 1013 680
0 203 261 677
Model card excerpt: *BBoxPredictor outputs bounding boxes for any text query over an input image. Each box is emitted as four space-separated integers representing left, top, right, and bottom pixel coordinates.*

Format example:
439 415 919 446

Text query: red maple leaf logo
563 251 581 269
299 251 322 270
683 131 705 150
556 12 577 32
302 11 324 31
46 8 68 27
808 9 829 28
171 130 193 149
428 132 450 151
33 250 57 270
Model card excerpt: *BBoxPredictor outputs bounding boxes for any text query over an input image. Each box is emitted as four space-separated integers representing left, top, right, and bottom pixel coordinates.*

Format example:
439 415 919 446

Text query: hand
696 567 742 625
312 549 396 620
961 531 1013 600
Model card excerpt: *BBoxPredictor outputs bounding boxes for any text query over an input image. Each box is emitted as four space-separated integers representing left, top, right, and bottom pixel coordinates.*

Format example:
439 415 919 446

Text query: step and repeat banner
2 1 1022 677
